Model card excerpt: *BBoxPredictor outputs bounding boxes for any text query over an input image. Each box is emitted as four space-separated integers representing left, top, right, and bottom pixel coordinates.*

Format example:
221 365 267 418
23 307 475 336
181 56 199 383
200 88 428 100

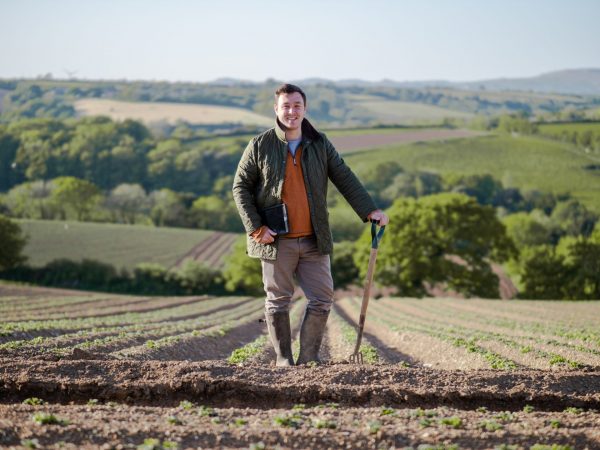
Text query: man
232 84 389 367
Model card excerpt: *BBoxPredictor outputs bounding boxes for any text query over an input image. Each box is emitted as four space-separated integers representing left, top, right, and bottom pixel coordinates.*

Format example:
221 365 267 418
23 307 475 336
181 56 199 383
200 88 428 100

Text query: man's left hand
367 209 389 226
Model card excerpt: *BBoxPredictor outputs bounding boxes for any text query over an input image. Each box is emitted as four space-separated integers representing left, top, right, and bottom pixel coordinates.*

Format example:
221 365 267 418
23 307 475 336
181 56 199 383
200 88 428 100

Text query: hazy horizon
2 0 599 84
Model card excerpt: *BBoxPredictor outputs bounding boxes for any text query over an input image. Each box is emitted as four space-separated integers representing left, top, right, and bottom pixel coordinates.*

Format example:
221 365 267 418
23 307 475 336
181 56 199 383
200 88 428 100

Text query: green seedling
198 405 217 417
380 407 395 416
227 335 268 364
179 400 194 410
313 419 337 429
23 397 45 406
523 404 535 413
107 401 118 408
211 417 222 424
292 403 306 411
21 439 40 449
419 418 433 428
137 439 179 450
233 418 248 426
476 406 488 413
368 420 381 434
249 443 266 450
273 415 302 428
31 412 69 426
564 406 583 414
549 419 561 428
480 420 503 431
494 411 515 422
440 416 463 429
166 415 182 425
87 399 99 406
411 407 438 418
494 445 518 450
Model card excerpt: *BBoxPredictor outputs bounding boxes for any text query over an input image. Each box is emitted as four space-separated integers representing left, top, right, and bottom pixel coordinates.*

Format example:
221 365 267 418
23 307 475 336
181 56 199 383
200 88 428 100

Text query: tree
105 183 148 224
222 237 263 295
519 245 569 300
190 195 242 232
5 180 57 219
331 241 359 288
503 212 552 248
0 215 27 270
149 189 187 227
551 200 597 238
51 176 101 221
355 193 517 298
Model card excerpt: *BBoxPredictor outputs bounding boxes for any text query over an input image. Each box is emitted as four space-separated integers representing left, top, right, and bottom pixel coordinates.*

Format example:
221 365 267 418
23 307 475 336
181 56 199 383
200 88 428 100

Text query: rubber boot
265 311 294 367
296 309 329 365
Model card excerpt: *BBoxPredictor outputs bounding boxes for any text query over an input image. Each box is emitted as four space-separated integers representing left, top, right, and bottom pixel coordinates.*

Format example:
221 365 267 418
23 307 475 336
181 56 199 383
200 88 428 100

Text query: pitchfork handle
352 221 385 355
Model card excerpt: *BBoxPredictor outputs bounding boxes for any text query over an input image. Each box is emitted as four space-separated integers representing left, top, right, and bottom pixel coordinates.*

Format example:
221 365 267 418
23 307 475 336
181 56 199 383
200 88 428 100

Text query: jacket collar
275 118 321 145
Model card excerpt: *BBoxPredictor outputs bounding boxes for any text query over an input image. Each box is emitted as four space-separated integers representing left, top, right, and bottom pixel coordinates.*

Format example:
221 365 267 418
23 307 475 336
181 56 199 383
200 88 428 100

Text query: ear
273 102 278 114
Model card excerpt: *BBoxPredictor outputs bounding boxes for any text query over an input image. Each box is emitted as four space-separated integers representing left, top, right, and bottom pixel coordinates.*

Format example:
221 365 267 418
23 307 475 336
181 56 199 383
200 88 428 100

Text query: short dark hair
274 83 306 106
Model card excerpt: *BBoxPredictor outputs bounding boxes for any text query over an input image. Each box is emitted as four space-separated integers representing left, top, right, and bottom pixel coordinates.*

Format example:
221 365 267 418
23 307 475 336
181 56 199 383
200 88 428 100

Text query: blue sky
1 0 599 82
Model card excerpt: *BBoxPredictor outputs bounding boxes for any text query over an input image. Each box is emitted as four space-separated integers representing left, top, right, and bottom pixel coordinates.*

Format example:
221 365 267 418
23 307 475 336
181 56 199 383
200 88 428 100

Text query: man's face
274 92 306 130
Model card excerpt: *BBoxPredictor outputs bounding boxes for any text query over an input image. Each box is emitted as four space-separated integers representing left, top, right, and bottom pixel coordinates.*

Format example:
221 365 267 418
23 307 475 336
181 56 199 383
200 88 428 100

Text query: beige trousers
261 236 333 315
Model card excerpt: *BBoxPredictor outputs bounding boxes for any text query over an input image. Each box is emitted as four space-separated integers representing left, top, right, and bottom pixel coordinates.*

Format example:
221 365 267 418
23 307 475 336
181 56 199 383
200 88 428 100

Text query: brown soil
335 299 490 370
2 285 600 449
1 359 599 449
330 129 486 154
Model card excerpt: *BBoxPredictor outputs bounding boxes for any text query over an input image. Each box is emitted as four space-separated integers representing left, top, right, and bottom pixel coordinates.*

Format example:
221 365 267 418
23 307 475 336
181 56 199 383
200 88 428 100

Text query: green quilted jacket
232 118 377 260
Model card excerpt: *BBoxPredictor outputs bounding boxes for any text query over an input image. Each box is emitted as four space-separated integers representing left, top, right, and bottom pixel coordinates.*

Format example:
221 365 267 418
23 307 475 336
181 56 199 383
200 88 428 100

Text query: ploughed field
1 285 599 449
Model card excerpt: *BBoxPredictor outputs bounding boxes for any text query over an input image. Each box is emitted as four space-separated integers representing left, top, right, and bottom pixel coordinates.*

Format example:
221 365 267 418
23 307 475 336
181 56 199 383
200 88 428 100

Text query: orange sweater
251 145 313 240
281 146 313 238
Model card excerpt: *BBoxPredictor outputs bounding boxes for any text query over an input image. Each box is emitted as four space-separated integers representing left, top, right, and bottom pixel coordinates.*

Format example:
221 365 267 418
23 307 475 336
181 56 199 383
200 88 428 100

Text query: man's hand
367 209 389 226
251 226 278 244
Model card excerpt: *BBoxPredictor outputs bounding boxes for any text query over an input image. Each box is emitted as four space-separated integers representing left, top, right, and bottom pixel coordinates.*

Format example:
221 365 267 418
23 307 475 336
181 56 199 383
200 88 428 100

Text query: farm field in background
349 95 475 124
0 284 598 448
345 134 600 212
329 128 485 154
17 220 238 271
538 121 600 138
74 98 273 126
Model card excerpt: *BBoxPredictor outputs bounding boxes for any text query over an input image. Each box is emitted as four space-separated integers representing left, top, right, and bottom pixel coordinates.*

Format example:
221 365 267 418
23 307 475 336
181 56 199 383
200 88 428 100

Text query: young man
232 84 388 366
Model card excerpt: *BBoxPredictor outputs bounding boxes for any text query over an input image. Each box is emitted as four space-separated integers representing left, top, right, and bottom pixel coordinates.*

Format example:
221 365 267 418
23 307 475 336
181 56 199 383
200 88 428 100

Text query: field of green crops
0 285 599 449
538 121 600 137
16 220 237 271
345 134 600 212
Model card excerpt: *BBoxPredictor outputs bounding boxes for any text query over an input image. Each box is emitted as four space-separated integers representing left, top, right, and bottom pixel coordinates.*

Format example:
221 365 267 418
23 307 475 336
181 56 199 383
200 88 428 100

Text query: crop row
350 298 592 369
1 297 262 357
0 296 253 338
378 299 600 364
0 294 216 323
227 300 306 365
402 298 600 348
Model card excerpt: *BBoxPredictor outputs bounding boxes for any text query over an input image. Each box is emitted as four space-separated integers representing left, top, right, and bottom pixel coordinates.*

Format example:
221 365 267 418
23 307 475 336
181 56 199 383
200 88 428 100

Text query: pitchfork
349 220 385 364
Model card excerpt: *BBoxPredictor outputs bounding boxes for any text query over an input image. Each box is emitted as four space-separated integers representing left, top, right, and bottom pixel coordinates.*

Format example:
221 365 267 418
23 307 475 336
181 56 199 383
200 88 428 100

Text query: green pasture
538 121 600 136
344 134 600 212
17 220 215 271
356 99 474 124
324 126 434 137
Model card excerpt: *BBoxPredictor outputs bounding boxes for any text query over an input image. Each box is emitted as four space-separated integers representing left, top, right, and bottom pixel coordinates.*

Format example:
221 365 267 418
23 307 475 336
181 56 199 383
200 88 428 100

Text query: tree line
1 114 599 300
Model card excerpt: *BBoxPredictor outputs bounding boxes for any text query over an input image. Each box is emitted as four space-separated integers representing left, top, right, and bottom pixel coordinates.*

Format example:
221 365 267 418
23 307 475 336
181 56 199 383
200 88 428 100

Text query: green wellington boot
265 310 294 367
296 309 329 365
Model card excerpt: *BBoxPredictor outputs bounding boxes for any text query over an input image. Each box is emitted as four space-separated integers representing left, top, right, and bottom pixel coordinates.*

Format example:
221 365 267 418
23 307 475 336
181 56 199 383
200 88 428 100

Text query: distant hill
295 69 600 96
456 68 600 96
2 69 599 128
